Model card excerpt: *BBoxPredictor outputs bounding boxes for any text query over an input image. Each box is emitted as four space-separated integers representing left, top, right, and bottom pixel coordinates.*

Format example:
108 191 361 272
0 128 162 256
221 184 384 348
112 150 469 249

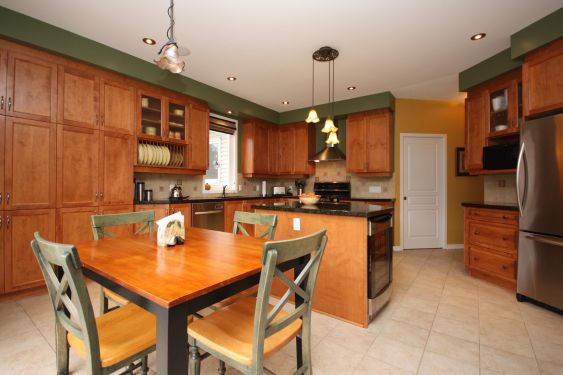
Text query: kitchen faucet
222 185 227 198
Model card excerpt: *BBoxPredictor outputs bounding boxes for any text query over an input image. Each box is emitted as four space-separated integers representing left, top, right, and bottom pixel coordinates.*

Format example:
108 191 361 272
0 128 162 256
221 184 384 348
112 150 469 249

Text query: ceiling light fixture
227 76 237 81
282 100 290 105
155 0 187 74
305 58 320 123
347 86 356 91
142 37 156 45
470 33 486 41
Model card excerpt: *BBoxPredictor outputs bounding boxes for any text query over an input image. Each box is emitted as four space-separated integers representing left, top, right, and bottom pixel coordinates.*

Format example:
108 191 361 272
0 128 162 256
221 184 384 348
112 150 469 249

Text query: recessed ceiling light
282 101 290 105
227 76 237 81
142 37 156 45
347 86 356 91
227 110 233 114
470 33 486 41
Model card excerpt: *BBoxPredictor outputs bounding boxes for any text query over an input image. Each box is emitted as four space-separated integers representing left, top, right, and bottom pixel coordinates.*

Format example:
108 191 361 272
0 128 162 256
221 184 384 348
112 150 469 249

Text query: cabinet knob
502 215 508 219
95 192 99 200
0 96 3 110
6 192 10 205
0 192 2 204
502 236 508 241
8 97 11 111
473 256 479 261
501 265 508 270
6 216 10 229
474 231 480 235
0 216 2 229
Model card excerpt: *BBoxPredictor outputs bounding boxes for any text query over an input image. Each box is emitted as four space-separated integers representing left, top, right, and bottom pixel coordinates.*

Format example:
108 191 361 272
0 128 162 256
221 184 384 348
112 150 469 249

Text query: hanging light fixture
155 0 186 74
305 59 320 123
322 56 338 135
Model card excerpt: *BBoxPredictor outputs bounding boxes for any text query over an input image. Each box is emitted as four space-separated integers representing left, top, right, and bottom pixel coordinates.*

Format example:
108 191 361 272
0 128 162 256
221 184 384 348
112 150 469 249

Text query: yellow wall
393 99 484 246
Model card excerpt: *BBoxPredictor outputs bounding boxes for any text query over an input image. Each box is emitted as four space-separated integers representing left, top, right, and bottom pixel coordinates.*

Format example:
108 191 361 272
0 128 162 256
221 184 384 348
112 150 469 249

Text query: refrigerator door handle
525 234 563 247
516 142 527 216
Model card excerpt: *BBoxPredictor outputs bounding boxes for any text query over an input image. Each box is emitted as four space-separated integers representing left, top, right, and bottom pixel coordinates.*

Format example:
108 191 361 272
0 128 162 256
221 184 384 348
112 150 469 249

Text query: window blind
210 115 237 135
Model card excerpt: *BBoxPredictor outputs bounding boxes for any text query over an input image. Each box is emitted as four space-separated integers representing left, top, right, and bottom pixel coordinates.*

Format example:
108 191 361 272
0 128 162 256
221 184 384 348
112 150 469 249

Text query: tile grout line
16 299 56 353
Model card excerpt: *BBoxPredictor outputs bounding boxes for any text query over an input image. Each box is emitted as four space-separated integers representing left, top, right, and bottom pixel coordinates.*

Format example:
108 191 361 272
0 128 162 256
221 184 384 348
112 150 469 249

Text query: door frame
399 133 447 249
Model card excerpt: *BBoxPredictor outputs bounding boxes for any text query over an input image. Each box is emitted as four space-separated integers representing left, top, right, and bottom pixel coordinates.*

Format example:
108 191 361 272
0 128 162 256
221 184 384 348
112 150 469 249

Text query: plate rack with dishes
140 94 163 137
168 102 187 141
137 140 186 168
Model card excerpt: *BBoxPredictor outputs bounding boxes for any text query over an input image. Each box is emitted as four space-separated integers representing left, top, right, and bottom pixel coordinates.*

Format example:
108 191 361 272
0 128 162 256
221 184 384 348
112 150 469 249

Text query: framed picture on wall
456 147 470 176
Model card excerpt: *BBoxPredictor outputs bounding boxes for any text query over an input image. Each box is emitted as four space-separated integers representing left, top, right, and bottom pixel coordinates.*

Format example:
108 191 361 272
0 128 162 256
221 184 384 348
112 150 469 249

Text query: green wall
458 49 522 91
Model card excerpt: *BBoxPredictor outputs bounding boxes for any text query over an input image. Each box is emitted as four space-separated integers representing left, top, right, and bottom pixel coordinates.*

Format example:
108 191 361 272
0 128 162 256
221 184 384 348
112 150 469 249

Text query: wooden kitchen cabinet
224 200 245 234
277 126 294 175
523 38 563 117
242 119 272 176
485 70 522 137
464 94 486 172
6 51 58 122
100 78 135 134
100 131 133 206
346 109 393 176
58 65 99 129
0 49 6 116
57 206 98 244
464 207 518 289
4 209 55 292
188 103 210 171
291 122 315 175
268 126 279 174
101 204 135 237
170 203 191 228
4 117 56 210
137 89 164 139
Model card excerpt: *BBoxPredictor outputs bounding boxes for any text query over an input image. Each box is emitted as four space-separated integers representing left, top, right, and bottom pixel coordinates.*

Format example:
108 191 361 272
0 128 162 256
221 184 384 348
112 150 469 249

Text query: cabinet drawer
467 221 517 256
466 208 518 226
469 246 516 280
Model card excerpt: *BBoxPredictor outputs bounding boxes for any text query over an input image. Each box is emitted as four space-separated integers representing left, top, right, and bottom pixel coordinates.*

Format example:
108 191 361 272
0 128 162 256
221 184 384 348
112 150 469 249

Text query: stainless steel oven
368 213 393 320
191 202 225 232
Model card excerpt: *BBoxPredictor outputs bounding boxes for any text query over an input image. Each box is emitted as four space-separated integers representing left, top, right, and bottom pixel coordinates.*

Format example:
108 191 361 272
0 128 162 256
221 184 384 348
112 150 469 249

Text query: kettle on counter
170 184 183 198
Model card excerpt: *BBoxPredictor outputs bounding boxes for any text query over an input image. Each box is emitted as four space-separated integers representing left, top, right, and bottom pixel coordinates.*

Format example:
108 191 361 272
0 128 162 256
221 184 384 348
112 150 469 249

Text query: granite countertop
134 194 297 205
252 201 394 218
461 201 519 211
348 198 395 203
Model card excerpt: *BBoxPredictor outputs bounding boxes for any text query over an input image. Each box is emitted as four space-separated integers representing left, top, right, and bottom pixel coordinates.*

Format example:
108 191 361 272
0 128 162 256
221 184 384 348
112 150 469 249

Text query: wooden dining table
74 227 305 375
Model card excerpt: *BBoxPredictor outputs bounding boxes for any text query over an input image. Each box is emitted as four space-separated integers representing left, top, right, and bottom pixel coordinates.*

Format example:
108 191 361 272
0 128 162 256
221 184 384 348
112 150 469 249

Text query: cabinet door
57 125 99 208
366 110 392 174
523 38 563 117
58 65 99 128
170 203 191 228
277 126 294 174
100 131 133 206
5 117 56 210
268 126 279 175
0 116 4 208
0 49 6 116
253 122 269 174
346 115 366 172
166 97 188 141
6 51 57 122
57 206 98 244
4 209 55 292
137 89 164 138
465 95 486 172
224 201 244 233
134 204 169 233
101 205 135 237
100 78 134 134
293 123 315 175
188 103 209 170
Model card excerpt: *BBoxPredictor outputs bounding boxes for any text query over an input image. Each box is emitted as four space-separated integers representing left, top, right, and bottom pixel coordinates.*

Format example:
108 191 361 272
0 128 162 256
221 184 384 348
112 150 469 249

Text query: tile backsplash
483 174 517 204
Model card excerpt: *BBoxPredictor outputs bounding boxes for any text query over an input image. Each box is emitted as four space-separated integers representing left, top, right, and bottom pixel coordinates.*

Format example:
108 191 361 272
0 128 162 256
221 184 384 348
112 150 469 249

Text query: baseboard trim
445 243 464 249
393 246 403 251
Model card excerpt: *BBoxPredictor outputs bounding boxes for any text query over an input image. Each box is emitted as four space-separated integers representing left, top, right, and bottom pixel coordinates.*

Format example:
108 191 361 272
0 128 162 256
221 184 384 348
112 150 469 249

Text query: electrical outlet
369 185 382 193
159 186 164 192
256 185 260 191
238 185 242 192
293 218 301 231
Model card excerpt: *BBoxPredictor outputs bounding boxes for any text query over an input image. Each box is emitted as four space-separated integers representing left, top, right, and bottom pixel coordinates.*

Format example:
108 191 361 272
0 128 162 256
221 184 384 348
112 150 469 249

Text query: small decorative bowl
173 109 184 116
299 195 320 205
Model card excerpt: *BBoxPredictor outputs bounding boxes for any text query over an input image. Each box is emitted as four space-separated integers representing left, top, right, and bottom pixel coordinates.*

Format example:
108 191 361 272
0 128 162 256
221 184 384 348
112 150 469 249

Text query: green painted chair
91 211 155 315
233 211 278 240
30 232 156 375
188 229 328 375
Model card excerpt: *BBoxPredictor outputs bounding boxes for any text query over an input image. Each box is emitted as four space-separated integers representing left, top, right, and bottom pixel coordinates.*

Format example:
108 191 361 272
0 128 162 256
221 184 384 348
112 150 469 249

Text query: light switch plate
369 185 382 193
293 218 301 231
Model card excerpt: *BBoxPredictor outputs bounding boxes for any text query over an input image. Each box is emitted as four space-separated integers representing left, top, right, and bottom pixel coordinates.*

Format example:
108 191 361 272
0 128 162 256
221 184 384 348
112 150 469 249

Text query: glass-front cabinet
486 71 522 138
138 90 164 138
167 100 187 142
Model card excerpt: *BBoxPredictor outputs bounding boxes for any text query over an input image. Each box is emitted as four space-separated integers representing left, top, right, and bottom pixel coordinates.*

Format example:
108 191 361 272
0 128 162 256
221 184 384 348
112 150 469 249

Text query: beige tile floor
1 248 563 374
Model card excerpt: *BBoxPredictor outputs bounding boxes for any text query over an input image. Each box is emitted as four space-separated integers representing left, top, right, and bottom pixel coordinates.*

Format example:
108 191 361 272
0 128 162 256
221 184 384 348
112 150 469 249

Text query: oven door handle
193 210 223 215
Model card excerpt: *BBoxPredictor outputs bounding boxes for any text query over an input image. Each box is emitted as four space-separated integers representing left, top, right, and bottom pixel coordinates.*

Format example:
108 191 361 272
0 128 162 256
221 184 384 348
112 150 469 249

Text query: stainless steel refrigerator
516 112 563 311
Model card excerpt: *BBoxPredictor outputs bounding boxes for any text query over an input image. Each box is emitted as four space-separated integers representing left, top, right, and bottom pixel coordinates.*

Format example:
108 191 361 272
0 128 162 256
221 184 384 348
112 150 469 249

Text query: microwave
482 143 519 170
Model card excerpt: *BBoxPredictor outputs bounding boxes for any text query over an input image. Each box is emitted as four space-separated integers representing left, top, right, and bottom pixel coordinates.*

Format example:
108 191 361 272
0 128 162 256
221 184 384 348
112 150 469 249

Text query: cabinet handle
8 97 11 110
6 192 10 205
0 216 2 229
99 192 103 201
0 96 3 109
96 115 99 125
501 265 508 270
101 116 105 126
0 192 2 204
95 192 99 200
6 216 10 229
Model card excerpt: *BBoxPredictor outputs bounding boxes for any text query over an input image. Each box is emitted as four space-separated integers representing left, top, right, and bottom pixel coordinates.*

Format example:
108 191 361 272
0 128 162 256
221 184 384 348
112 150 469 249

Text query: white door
401 134 446 249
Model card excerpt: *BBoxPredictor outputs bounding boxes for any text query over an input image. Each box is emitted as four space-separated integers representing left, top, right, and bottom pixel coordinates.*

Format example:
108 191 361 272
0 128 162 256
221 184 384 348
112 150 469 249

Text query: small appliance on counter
135 181 145 202
295 180 306 196
143 189 153 202
169 184 190 202
273 186 286 196
262 181 267 197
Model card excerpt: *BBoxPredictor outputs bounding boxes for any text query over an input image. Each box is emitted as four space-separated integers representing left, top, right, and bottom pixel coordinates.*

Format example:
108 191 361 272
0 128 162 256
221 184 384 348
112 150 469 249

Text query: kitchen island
253 202 393 327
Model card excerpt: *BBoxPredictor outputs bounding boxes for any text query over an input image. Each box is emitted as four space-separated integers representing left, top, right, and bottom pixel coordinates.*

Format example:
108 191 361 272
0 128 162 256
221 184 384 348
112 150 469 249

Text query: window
204 115 238 192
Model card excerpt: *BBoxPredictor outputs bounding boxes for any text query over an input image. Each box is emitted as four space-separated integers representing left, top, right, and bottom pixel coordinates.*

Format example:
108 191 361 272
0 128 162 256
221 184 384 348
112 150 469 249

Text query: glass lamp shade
321 117 337 133
155 43 185 73
326 131 340 145
305 108 320 123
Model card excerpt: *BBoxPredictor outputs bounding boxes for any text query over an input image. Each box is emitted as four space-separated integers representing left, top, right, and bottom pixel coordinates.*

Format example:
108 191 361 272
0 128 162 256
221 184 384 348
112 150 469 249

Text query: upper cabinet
5 51 57 122
99 78 134 134
187 103 209 171
465 94 486 172
290 122 315 175
58 65 99 128
137 89 164 138
346 109 394 176
523 38 563 118
0 49 7 116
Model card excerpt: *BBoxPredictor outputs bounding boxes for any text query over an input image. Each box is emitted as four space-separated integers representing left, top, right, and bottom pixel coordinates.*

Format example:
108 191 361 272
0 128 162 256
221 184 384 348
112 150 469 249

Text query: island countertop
251 201 393 218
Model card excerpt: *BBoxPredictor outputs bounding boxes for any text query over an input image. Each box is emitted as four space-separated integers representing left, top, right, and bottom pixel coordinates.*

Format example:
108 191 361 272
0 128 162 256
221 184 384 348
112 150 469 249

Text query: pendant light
322 58 338 135
155 0 186 74
305 59 320 123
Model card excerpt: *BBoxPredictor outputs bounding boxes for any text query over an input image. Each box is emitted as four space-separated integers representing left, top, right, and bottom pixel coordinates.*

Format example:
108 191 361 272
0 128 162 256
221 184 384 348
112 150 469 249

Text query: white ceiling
1 1 561 112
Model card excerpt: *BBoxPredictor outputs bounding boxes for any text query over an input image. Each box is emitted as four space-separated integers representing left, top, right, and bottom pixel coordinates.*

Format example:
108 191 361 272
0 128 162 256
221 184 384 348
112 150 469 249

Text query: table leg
294 255 309 369
156 305 187 375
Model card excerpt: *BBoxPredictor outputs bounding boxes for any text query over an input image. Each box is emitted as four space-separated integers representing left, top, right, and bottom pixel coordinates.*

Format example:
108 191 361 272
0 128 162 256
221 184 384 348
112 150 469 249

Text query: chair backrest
30 232 101 367
233 211 278 240
91 211 155 240
251 229 328 370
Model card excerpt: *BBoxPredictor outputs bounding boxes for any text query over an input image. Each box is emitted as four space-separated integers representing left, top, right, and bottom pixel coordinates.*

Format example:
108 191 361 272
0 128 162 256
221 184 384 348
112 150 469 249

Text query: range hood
310 145 346 162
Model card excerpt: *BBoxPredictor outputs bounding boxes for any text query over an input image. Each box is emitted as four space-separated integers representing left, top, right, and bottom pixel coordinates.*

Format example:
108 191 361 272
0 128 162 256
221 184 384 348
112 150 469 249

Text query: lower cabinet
224 200 247 234
135 203 191 231
464 207 518 289
3 209 56 293
170 203 191 229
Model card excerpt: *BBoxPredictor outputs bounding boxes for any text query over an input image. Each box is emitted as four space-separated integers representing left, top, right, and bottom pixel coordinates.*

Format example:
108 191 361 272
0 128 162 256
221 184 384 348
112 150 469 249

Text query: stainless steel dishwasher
191 202 225 232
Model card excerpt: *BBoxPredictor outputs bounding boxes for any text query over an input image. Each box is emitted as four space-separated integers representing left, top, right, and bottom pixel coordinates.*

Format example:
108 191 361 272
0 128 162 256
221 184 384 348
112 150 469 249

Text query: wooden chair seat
102 288 129 307
188 297 301 366
68 303 156 368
